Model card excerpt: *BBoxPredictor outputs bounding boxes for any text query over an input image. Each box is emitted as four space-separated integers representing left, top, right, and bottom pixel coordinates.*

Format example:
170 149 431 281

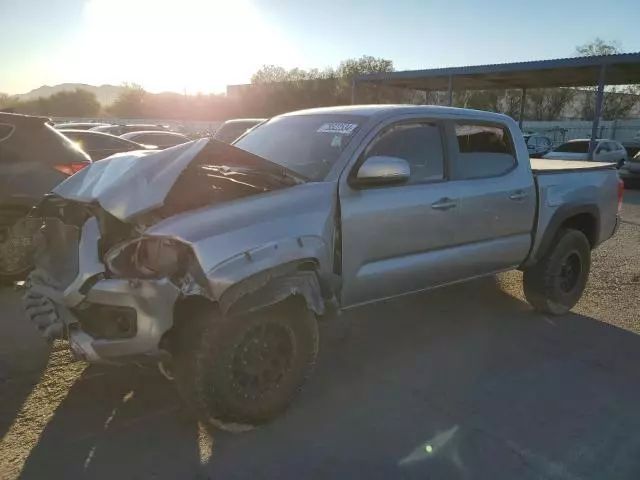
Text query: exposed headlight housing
104 237 190 279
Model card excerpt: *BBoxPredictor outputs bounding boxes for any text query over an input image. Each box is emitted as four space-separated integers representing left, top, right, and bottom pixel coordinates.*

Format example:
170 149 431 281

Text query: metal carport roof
354 53 640 90
354 53 640 159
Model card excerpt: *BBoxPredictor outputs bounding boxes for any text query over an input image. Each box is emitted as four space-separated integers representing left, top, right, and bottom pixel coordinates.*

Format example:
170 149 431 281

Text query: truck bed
530 158 616 174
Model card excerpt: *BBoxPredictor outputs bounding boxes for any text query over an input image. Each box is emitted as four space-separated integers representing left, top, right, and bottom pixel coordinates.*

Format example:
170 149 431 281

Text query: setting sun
67 0 298 93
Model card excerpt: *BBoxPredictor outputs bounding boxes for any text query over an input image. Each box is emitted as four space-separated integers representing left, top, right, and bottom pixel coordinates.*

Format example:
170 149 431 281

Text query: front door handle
431 198 457 210
509 190 528 201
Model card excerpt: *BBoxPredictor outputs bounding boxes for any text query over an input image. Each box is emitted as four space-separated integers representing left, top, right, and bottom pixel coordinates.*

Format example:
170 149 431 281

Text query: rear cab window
451 122 517 179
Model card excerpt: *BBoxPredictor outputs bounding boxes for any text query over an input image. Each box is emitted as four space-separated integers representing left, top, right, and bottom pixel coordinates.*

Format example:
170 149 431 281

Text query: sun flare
68 0 298 93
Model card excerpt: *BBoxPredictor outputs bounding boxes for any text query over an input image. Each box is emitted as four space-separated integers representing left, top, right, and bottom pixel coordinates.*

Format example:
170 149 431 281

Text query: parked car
24 105 621 427
120 131 190 149
622 140 640 160
212 118 265 143
523 133 552 158
91 124 172 136
53 122 112 130
60 129 156 160
619 150 640 184
544 139 628 167
0 113 91 281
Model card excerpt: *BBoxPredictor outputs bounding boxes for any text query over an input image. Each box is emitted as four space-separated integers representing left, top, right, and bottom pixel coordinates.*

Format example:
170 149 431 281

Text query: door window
452 123 517 179
363 122 444 184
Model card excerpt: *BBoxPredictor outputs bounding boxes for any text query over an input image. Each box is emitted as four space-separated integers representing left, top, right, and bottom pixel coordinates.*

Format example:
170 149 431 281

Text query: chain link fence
522 120 640 147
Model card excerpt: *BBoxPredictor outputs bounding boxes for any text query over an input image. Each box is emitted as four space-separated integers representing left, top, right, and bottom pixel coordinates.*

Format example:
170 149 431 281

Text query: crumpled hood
53 140 208 221
52 138 294 222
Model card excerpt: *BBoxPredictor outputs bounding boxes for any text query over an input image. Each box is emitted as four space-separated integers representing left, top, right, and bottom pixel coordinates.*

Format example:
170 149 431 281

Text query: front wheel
172 298 319 426
523 228 591 315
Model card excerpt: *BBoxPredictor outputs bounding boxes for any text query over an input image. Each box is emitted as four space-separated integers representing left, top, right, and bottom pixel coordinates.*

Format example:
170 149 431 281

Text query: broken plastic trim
221 263 325 317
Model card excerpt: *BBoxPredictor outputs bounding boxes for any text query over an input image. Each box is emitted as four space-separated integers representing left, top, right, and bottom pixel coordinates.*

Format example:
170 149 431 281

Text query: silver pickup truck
24 105 622 426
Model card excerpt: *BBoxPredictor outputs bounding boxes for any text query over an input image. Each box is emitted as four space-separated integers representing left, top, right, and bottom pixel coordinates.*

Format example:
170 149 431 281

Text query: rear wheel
523 228 591 315
172 298 319 426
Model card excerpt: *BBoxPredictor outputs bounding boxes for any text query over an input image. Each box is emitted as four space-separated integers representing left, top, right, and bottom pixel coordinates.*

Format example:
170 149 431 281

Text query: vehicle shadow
8 275 640 479
201 275 640 479
0 287 51 446
16 364 204 480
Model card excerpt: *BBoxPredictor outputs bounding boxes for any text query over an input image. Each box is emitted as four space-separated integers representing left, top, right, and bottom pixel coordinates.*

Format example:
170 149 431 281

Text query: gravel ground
1 193 639 480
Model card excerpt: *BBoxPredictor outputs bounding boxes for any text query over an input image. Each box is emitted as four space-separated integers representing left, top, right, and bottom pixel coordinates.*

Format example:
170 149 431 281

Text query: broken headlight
104 237 190 279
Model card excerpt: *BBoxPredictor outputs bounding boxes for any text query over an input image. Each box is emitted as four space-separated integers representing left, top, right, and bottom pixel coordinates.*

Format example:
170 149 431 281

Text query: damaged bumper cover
23 217 180 364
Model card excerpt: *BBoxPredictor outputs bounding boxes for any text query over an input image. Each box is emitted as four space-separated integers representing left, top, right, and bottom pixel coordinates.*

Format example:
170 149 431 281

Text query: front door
339 119 461 307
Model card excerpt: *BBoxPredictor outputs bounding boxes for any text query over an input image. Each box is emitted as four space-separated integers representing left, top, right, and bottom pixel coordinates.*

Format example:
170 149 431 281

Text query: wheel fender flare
206 236 330 316
529 203 599 265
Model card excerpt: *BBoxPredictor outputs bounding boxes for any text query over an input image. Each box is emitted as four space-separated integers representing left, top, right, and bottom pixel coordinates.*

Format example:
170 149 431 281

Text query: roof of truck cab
279 104 512 121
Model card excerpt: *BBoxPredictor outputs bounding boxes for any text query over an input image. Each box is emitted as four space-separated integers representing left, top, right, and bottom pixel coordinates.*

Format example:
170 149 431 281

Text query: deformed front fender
223 269 325 317
207 235 330 316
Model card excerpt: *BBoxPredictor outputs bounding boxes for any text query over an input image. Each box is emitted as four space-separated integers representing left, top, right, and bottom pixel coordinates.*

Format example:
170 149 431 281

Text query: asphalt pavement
1 190 639 480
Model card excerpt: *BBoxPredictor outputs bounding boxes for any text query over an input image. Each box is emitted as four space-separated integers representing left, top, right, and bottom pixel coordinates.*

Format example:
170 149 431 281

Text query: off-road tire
172 298 319 426
523 228 591 315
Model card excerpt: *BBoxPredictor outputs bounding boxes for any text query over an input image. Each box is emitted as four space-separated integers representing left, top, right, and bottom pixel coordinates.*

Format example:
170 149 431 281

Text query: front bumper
23 217 180 364
25 277 180 364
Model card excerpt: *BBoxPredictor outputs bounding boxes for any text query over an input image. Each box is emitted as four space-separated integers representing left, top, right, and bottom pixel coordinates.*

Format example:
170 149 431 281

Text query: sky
1 0 640 95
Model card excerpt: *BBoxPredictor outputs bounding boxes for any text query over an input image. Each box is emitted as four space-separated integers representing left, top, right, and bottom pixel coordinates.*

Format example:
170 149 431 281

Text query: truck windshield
233 115 366 181
553 141 590 153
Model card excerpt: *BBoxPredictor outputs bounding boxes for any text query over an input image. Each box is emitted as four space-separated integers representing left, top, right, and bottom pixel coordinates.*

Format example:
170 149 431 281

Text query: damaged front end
23 138 331 365
23 197 183 363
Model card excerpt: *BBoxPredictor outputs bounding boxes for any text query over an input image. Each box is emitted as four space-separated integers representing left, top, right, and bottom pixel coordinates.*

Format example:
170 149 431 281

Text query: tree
575 39 639 120
575 38 620 57
242 56 406 116
107 83 147 118
526 88 575 120
47 89 100 117
251 65 289 84
336 56 394 78
6 88 100 117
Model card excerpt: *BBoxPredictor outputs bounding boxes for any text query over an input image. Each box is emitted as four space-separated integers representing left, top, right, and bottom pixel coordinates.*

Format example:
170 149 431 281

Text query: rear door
444 120 536 276
339 117 461 307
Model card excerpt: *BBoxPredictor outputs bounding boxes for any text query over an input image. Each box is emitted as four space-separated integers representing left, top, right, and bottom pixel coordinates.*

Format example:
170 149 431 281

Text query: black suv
0 113 91 280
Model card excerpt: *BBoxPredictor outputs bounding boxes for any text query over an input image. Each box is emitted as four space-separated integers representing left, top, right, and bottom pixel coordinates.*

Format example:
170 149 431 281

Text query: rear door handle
431 198 457 210
509 190 528 201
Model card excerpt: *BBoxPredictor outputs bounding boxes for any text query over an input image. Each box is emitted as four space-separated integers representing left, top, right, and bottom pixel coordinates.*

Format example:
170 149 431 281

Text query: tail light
54 161 90 176
617 177 624 214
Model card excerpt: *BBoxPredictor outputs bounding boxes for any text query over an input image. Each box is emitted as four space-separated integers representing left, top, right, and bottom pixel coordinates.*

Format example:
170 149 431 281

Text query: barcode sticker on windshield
317 123 358 135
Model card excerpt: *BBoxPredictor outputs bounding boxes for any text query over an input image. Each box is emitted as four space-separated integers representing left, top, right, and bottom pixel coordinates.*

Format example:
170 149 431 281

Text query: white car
544 139 628 168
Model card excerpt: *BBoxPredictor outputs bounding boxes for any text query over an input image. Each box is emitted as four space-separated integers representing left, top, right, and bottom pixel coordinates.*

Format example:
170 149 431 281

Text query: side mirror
352 156 411 187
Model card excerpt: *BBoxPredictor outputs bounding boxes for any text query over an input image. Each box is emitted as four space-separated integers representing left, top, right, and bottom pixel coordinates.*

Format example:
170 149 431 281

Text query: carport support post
351 79 356 105
518 87 527 129
447 76 453 106
589 65 607 161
